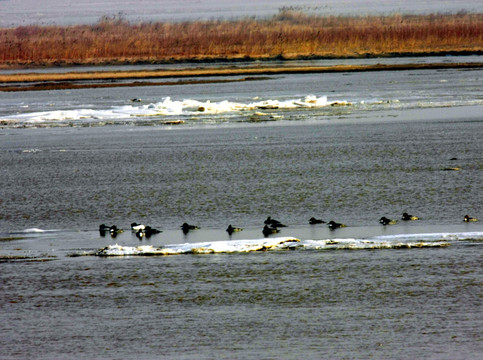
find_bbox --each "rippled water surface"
[1,64,482,359]
[1,243,481,360]
[1,114,482,231]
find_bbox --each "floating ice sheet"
[95,237,301,256]
[2,95,347,124]
[93,232,483,256]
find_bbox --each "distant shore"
[1,61,482,92]
[1,50,482,70]
[1,11,481,69]
[2,11,482,92]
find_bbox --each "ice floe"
[90,231,483,256]
[95,237,300,256]
[2,95,347,124]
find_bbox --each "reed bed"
[0,11,482,66]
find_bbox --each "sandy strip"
[0,77,270,92]
[1,62,481,91]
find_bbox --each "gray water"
[1,64,482,359]
[1,112,482,231]
[1,245,481,359]
[1,0,482,27]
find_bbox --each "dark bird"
[181,222,200,234]
[99,224,110,237]
[144,226,161,237]
[263,225,280,237]
[309,217,325,224]
[226,224,243,235]
[264,216,287,228]
[327,220,346,230]
[109,225,124,237]
[135,226,162,239]
[131,222,146,231]
[402,212,419,221]
[380,217,397,225]
[464,215,478,222]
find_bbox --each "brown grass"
[0,11,482,66]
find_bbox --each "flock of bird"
[99,213,478,240]
[99,223,162,239]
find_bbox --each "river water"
[1,59,482,359]
[1,0,482,27]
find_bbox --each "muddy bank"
[1,62,481,92]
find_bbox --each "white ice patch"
[371,231,483,242]
[2,95,346,123]
[96,237,300,256]
[22,228,47,233]
[301,238,451,250]
[132,95,340,116]
[300,231,483,250]
[94,231,483,256]
[19,228,60,233]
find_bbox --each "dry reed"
[0,11,482,66]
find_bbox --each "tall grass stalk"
[1,11,481,66]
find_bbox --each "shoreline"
[1,61,482,92]
[2,12,481,68]
[2,50,482,70]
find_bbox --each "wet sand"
[1,62,482,92]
